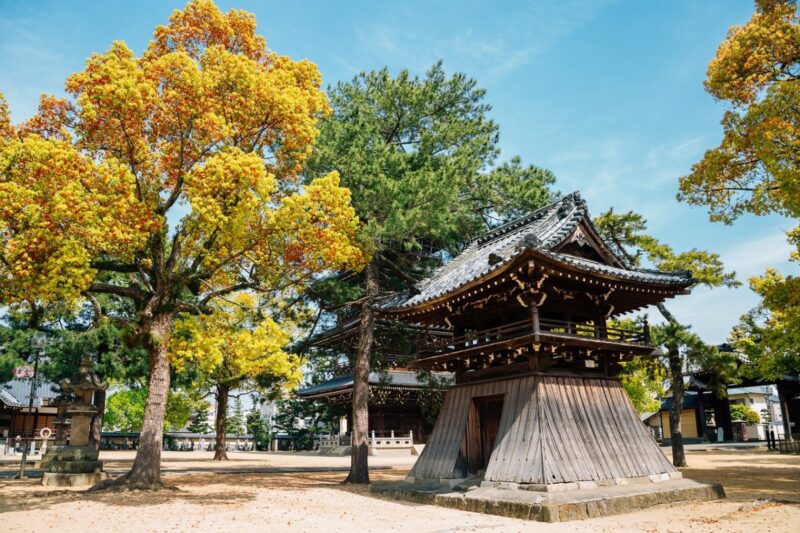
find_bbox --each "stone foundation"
[39,445,106,487]
[41,472,109,488]
[371,478,725,522]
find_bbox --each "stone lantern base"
[40,445,109,487]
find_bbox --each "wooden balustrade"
[418,316,647,358]
[317,430,415,450]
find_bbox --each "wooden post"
[531,303,540,342]
[409,430,414,443]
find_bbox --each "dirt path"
[1,449,797,532]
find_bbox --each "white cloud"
[647,231,798,343]
[352,0,616,78]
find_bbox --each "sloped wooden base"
[410,373,676,485]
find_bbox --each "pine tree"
[305,63,555,483]
[246,403,270,451]
[188,402,212,435]
[226,397,246,435]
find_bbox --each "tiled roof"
[660,392,700,410]
[387,192,692,310]
[298,369,450,397]
[0,379,60,408]
[728,385,775,396]
[0,388,20,408]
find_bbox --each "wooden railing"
[538,318,648,344]
[418,316,648,358]
[318,431,414,449]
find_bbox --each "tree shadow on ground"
[705,455,800,467]
[682,466,800,502]
[0,468,415,515]
[0,476,257,514]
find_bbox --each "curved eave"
[380,248,692,318]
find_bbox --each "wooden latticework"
[410,373,675,484]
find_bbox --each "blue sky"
[0,0,796,342]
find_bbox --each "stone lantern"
[41,357,109,487]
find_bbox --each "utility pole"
[16,334,46,480]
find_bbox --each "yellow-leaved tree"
[0,0,365,489]
[171,293,303,460]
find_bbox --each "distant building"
[298,369,450,444]
[644,382,788,443]
[1,379,60,454]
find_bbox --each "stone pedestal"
[40,446,109,486]
[40,357,108,488]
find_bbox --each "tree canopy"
[679,0,800,380]
[303,63,556,483]
[679,0,800,229]
[0,0,365,487]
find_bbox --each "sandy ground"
[0,448,798,532]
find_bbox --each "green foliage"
[226,396,246,435]
[415,370,454,426]
[0,296,147,386]
[273,396,334,450]
[0,325,29,382]
[103,388,196,432]
[730,403,761,425]
[651,323,732,380]
[732,270,800,379]
[618,355,665,415]
[594,209,739,289]
[188,401,212,434]
[246,400,270,450]
[677,0,800,384]
[307,62,555,255]
[304,62,555,375]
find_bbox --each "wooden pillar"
[595,313,608,339]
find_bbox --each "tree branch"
[88,283,147,301]
[90,260,139,273]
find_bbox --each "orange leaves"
[147,0,268,64]
[681,0,800,227]
[1,0,364,314]
[268,171,367,275]
[0,135,157,303]
[0,92,13,140]
[705,0,800,105]
[17,95,74,141]
[184,148,275,230]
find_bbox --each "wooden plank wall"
[409,379,509,480]
[412,373,675,484]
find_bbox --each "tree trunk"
[656,303,687,468]
[668,343,687,467]
[89,389,106,452]
[98,313,174,490]
[214,383,230,461]
[344,261,379,484]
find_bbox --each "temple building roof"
[1,379,59,409]
[384,192,692,311]
[298,369,450,399]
